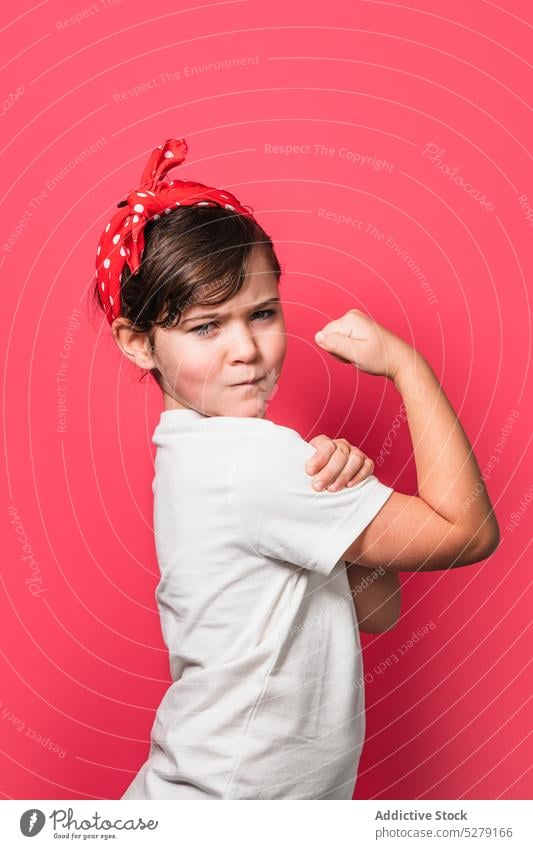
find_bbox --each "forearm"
[392,350,499,545]
[347,563,401,632]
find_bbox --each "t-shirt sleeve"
[228,424,395,577]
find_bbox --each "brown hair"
[91,206,282,389]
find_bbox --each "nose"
[226,324,260,363]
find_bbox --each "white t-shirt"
[121,408,394,800]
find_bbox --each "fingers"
[343,455,375,489]
[305,436,375,492]
[314,330,356,365]
[326,450,374,492]
[310,438,353,491]
[305,435,337,475]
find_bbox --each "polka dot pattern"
[96,137,256,325]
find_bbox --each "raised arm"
[314,310,500,573]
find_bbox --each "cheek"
[272,317,287,357]
[165,341,216,388]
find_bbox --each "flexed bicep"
[342,492,498,573]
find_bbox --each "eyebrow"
[180,297,281,325]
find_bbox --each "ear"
[111,318,157,371]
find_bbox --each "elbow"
[464,519,501,564]
[478,522,501,558]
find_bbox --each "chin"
[230,401,267,418]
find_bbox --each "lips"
[233,376,263,386]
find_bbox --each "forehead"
[245,244,278,279]
[181,246,280,318]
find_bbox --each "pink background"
[1,0,531,801]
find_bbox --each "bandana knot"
[96,137,257,324]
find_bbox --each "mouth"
[233,376,264,386]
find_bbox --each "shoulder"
[235,419,312,457]
[228,420,315,490]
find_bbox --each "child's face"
[150,245,286,418]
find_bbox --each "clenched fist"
[314,308,413,380]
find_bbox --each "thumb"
[315,330,355,364]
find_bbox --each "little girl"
[93,137,500,800]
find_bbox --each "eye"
[190,308,277,337]
[253,309,276,321]
[191,321,216,338]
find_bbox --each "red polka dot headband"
[95,137,257,325]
